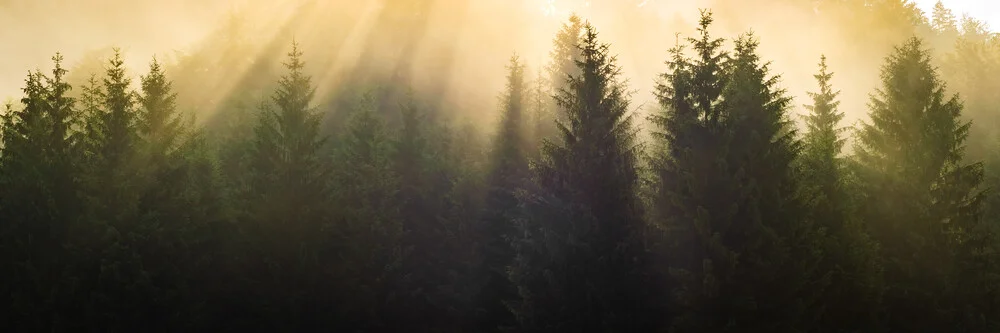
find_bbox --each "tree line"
[2,6,1000,333]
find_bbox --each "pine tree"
[800,55,882,331]
[477,54,530,331]
[508,22,658,332]
[527,69,548,159]
[0,60,81,331]
[242,40,331,329]
[853,36,995,332]
[930,1,958,36]
[332,91,405,331]
[651,11,825,332]
[94,48,140,173]
[138,56,183,163]
[75,48,169,330]
[131,56,224,330]
[391,93,474,331]
[534,14,584,147]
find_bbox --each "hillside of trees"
[2,1,1000,332]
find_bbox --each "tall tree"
[508,22,658,332]
[138,56,183,163]
[391,93,475,331]
[527,69,548,158]
[241,40,332,329]
[800,55,882,331]
[853,37,995,332]
[77,48,164,330]
[534,14,584,148]
[930,1,958,35]
[331,91,405,331]
[0,57,84,331]
[476,54,530,331]
[651,11,825,332]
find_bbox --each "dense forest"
[2,0,1000,332]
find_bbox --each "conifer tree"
[0,60,81,331]
[138,56,183,163]
[332,91,404,331]
[800,55,882,330]
[76,48,168,330]
[534,14,584,147]
[931,1,958,36]
[92,48,139,172]
[854,37,996,331]
[508,22,658,332]
[651,11,825,332]
[527,69,548,159]
[242,40,331,328]
[477,54,530,331]
[391,94,474,330]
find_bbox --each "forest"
[2,0,1000,332]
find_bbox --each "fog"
[6,1,1000,331]
[0,0,991,134]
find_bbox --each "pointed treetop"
[807,55,841,106]
[50,52,68,83]
[272,39,315,114]
[284,38,305,74]
[931,1,958,33]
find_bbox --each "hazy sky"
[914,0,1000,29]
[1,0,998,108]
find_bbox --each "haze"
[1,0,995,131]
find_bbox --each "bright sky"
[913,0,1000,32]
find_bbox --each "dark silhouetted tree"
[800,55,883,331]
[853,37,996,332]
[651,11,825,332]
[508,22,659,333]
[476,54,530,332]
[240,40,332,330]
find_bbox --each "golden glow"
[0,0,995,133]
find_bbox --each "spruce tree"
[930,1,958,36]
[651,11,825,332]
[508,22,658,332]
[477,54,530,331]
[77,48,167,330]
[854,37,995,332]
[392,94,474,331]
[0,61,80,331]
[138,56,183,163]
[800,55,882,331]
[332,91,404,331]
[527,69,548,159]
[534,14,584,147]
[242,40,331,329]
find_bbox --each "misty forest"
[4,0,1000,332]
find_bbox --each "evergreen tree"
[391,93,475,331]
[800,55,883,331]
[527,69,548,159]
[77,48,163,330]
[477,54,530,331]
[651,11,824,332]
[240,40,332,329]
[508,22,658,332]
[332,91,405,331]
[0,57,83,331]
[534,14,584,147]
[138,56,183,163]
[853,37,995,332]
[930,1,958,36]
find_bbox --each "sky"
[913,0,1000,30]
[1,0,999,121]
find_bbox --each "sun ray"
[313,0,384,100]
